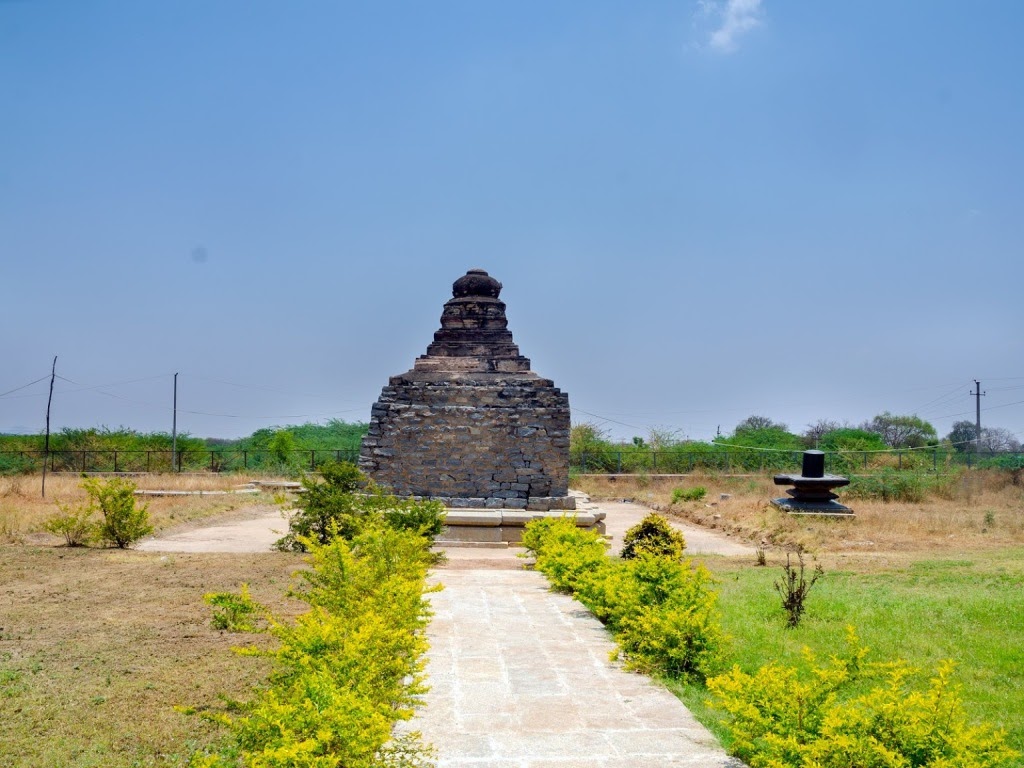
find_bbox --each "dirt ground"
[0,545,306,767]
[3,471,1022,766]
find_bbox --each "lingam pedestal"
[771,450,853,516]
[360,269,599,543]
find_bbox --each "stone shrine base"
[438,505,605,545]
[418,494,576,511]
[770,498,855,516]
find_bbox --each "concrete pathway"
[586,498,755,558]
[136,506,290,553]
[136,497,754,560]
[137,496,749,765]
[411,569,742,767]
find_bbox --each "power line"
[573,408,649,432]
[0,375,51,399]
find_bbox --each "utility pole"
[41,356,57,498]
[171,372,178,472]
[971,379,985,453]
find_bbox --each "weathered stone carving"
[359,269,574,512]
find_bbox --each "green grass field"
[671,547,1024,758]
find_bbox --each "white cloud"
[705,0,763,53]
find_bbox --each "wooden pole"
[41,356,57,498]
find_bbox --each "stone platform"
[438,506,605,545]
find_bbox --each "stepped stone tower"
[359,268,574,511]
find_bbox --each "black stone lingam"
[771,450,853,515]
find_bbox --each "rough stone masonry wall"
[360,378,573,510]
[359,268,574,511]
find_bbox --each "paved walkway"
[411,569,742,767]
[138,496,750,765]
[136,505,289,553]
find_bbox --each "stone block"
[444,510,502,527]
[501,510,541,526]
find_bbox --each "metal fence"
[570,448,1024,475]
[0,448,362,474]
[2,447,1022,476]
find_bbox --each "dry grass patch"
[0,474,288,545]
[573,470,1024,553]
[0,545,304,768]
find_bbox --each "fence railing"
[570,448,1024,475]
[2,447,1022,476]
[0,448,362,474]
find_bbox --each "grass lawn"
[671,547,1024,758]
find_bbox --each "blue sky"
[2,1,1022,443]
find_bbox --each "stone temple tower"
[359,268,575,511]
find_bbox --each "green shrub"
[708,628,1019,768]
[204,584,261,632]
[43,503,97,546]
[608,555,726,680]
[671,486,707,503]
[523,517,726,682]
[76,477,152,548]
[847,469,926,502]
[521,516,609,592]
[190,524,436,767]
[277,461,445,550]
[622,513,686,560]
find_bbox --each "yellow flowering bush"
[708,628,1019,768]
[188,524,438,767]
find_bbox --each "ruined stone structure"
[359,269,575,512]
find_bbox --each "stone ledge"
[440,508,605,544]
[444,509,596,527]
[427,495,576,511]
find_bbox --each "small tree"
[862,412,937,448]
[84,477,153,548]
[979,427,1021,453]
[268,429,297,466]
[947,420,978,452]
[735,415,788,433]
[803,419,841,448]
